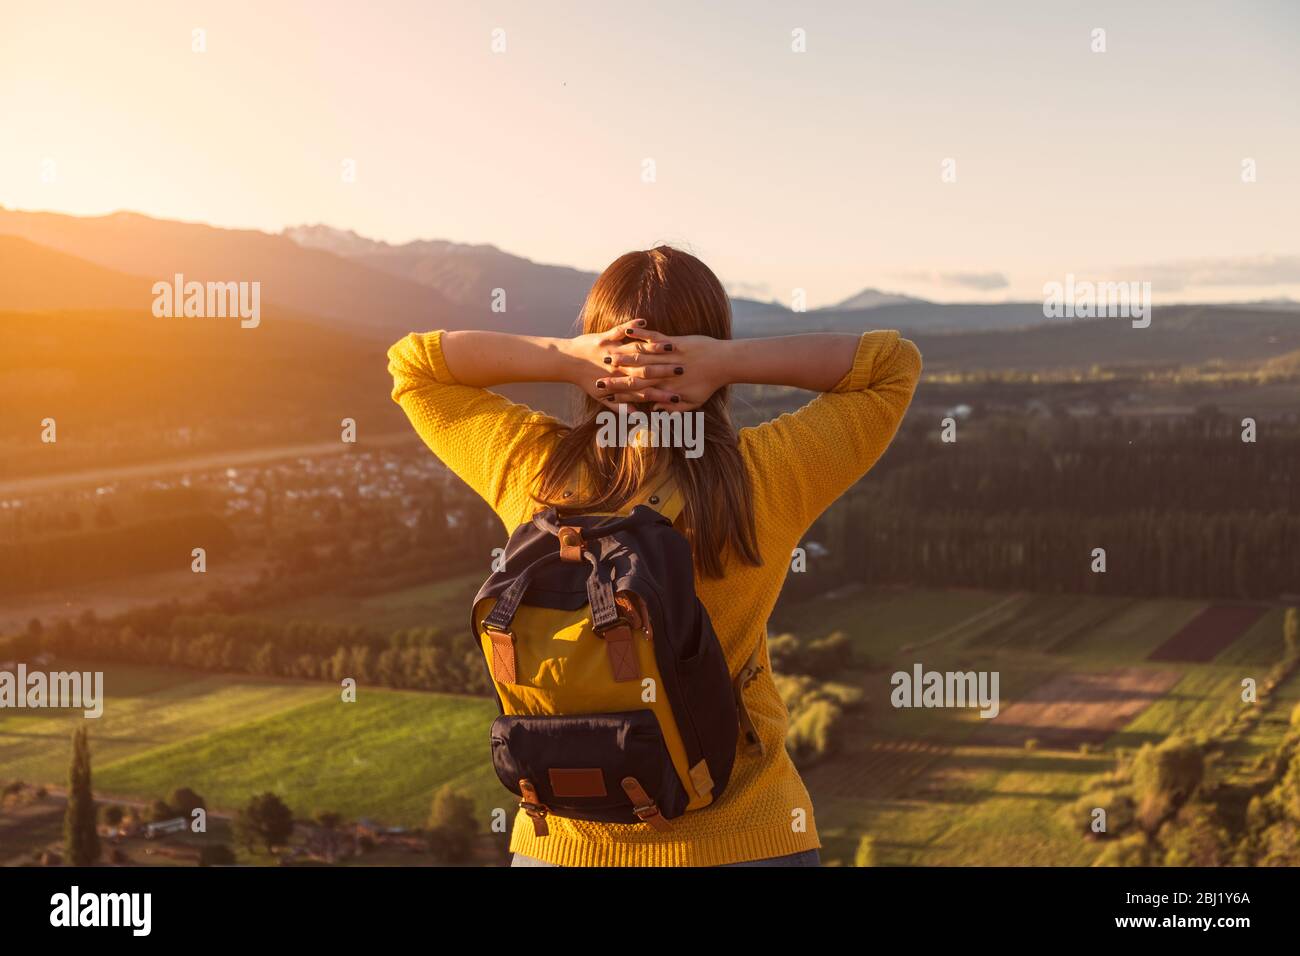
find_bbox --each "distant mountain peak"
[282,223,505,260]
[282,223,384,256]
[829,287,927,310]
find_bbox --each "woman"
[387,245,922,866]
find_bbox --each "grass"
[96,689,500,827]
[3,584,1289,867]
[251,572,484,634]
[0,662,328,783]
[770,586,1008,659]
[771,586,1283,865]
[0,660,501,854]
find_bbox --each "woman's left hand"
[597,331,731,411]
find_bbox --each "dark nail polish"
[671,395,680,404]
[637,320,647,327]
[664,344,673,352]
[603,356,612,364]
[674,367,683,375]
[596,381,605,389]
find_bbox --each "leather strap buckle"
[558,525,584,562]
[519,778,550,837]
[620,776,671,832]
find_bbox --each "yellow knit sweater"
[387,328,922,866]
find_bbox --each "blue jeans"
[510,848,820,867]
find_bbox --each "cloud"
[893,270,1009,291]
[1127,255,1300,292]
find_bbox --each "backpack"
[471,475,766,837]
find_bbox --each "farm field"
[250,571,484,635]
[2,586,1290,866]
[0,664,329,783]
[0,662,500,832]
[772,588,1289,865]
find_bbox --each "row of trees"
[817,504,1300,599]
[778,414,1300,600]
[16,611,492,696]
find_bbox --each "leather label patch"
[548,767,607,798]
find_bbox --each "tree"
[1159,802,1230,866]
[170,787,206,820]
[198,844,237,867]
[64,726,100,865]
[427,786,477,863]
[1094,832,1155,867]
[1132,737,1204,831]
[315,810,344,830]
[234,792,295,853]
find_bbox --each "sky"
[2,0,1298,306]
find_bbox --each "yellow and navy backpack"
[471,475,763,837]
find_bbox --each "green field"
[251,572,484,634]
[0,664,499,829]
[773,589,1290,865]
[2,585,1292,866]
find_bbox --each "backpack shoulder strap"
[619,472,685,524]
[553,460,685,524]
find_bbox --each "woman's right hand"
[571,320,736,410]
[567,319,682,404]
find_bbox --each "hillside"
[285,224,594,333]
[909,305,1300,373]
[0,208,466,340]
[0,235,153,312]
[736,300,1062,337]
[0,304,407,476]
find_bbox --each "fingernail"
[671,395,680,404]
[674,367,683,375]
[596,381,605,389]
[637,320,647,327]
[663,344,673,352]
[604,395,616,401]
[603,356,612,364]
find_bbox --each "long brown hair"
[532,245,761,577]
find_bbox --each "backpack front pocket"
[490,709,690,826]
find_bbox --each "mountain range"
[0,207,1100,341]
[3,207,1299,479]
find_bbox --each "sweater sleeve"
[387,330,564,531]
[739,330,922,536]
